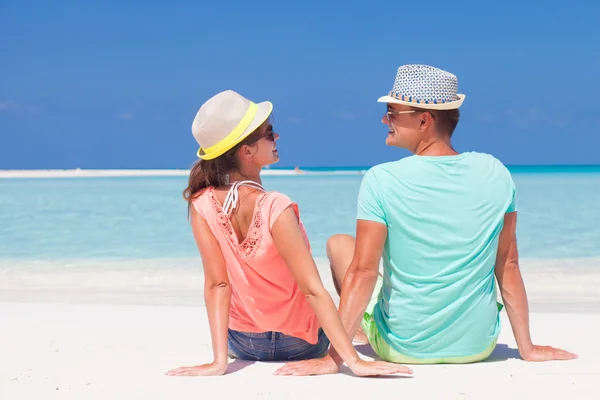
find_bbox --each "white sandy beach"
[1,259,599,399]
[1,304,598,400]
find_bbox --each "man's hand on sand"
[521,345,578,362]
[273,354,413,377]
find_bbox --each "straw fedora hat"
[377,64,465,110]
[192,90,273,160]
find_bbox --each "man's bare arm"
[495,212,577,361]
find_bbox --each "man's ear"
[420,111,434,130]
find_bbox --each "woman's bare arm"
[271,207,412,377]
[166,207,231,376]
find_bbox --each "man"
[276,64,577,375]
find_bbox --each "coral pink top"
[192,187,320,344]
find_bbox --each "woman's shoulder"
[261,191,296,210]
[190,187,215,215]
[260,191,301,228]
[191,186,212,199]
[263,190,292,201]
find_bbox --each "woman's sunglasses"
[258,125,275,142]
[260,131,275,141]
[247,127,275,145]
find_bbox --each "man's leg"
[326,234,369,344]
[326,234,355,295]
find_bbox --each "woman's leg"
[326,234,369,344]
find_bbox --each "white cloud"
[507,108,540,129]
[117,112,135,120]
[476,112,497,123]
[0,101,17,112]
[0,100,38,115]
[287,116,302,124]
[339,112,357,120]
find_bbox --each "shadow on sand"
[226,359,256,374]
[356,342,521,364]
[484,343,521,363]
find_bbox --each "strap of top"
[222,180,266,216]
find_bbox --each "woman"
[165,90,412,377]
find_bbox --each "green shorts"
[360,277,499,364]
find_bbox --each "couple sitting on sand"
[166,64,577,378]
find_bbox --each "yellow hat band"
[197,102,259,160]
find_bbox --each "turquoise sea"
[1,166,599,305]
[2,166,600,260]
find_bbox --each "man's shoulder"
[467,151,503,164]
[365,156,439,188]
[467,152,512,175]
[363,160,403,186]
[367,153,512,178]
[368,157,417,174]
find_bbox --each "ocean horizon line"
[1,164,600,179]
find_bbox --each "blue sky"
[1,0,599,169]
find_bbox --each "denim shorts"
[228,328,330,361]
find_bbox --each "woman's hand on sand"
[348,359,413,377]
[274,355,412,377]
[273,355,340,376]
[165,361,227,376]
[521,345,578,362]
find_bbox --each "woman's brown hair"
[183,120,269,208]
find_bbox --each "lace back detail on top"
[208,182,268,260]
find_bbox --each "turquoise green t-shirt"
[357,152,516,359]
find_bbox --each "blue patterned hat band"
[377,64,465,110]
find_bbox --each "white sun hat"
[192,90,273,160]
[377,64,465,110]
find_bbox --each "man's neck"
[414,136,458,156]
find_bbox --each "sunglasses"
[258,124,275,142]
[386,108,436,121]
[247,127,275,145]
[386,109,417,123]
[261,131,275,141]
